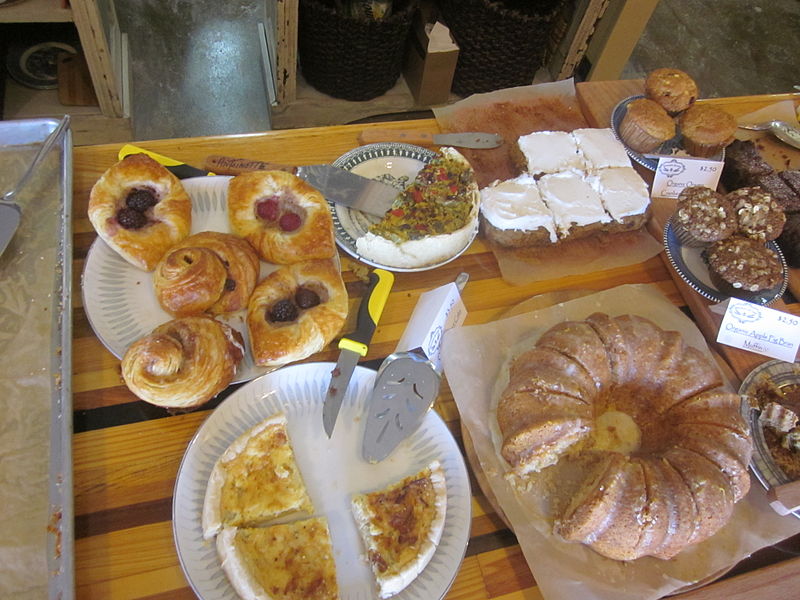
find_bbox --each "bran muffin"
[777,212,800,268]
[679,104,738,158]
[727,186,786,241]
[672,185,736,247]
[644,68,699,115]
[705,235,784,299]
[618,98,676,153]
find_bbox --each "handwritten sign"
[717,298,800,362]
[650,156,724,199]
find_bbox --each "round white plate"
[172,362,472,600]
[610,95,725,172]
[662,219,788,306]
[329,142,478,273]
[81,176,276,384]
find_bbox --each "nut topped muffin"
[672,185,736,247]
[728,186,786,241]
[679,104,738,158]
[645,68,699,115]
[618,98,676,153]
[705,235,784,298]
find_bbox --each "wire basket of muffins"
[664,184,789,305]
[611,68,738,171]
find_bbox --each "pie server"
[362,349,441,463]
[358,129,504,149]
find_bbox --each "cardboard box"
[403,14,458,106]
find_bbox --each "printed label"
[717,298,800,362]
[650,156,724,199]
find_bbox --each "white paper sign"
[717,298,800,361]
[650,156,724,199]
[396,282,467,371]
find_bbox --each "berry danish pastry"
[247,258,348,367]
[121,316,245,408]
[227,170,336,264]
[88,153,192,271]
[153,231,260,317]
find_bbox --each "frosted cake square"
[479,174,559,247]
[538,172,611,239]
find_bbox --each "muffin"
[619,98,676,153]
[777,212,800,268]
[672,185,736,247]
[727,186,786,241]
[679,104,738,158]
[705,235,784,299]
[644,68,699,115]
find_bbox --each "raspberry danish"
[227,170,336,264]
[88,153,192,271]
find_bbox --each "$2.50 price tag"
[651,156,723,199]
[717,298,800,362]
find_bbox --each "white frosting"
[587,167,651,221]
[538,172,611,236]
[479,174,558,242]
[517,131,583,175]
[572,127,633,170]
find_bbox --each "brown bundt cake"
[496,313,752,561]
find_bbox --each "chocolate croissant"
[153,231,260,317]
[121,316,245,408]
[88,153,192,271]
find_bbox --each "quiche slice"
[202,412,313,539]
[355,147,480,269]
[216,517,339,600]
[351,460,447,598]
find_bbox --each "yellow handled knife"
[118,144,215,178]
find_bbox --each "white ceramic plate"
[329,142,478,273]
[172,362,471,600]
[662,219,788,306]
[81,176,277,384]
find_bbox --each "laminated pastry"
[644,68,699,115]
[671,186,736,247]
[355,147,480,269]
[88,153,192,271]
[202,412,314,539]
[679,104,738,158]
[705,235,784,298]
[227,170,337,264]
[153,231,260,316]
[216,518,339,600]
[121,316,244,408]
[351,461,447,598]
[479,174,558,247]
[496,313,752,561]
[247,258,348,367]
[618,98,676,153]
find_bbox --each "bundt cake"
[496,313,752,561]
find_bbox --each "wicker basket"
[298,0,417,101]
[438,0,567,96]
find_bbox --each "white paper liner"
[442,284,800,600]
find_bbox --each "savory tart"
[351,460,447,598]
[216,517,339,600]
[355,147,480,269]
[202,412,313,539]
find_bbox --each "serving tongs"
[0,115,70,257]
[738,119,800,150]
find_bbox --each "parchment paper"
[735,100,800,170]
[442,284,800,600]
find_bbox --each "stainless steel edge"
[432,132,503,149]
[297,164,397,217]
[322,349,360,437]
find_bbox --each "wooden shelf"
[0,0,72,23]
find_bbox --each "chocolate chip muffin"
[705,235,784,299]
[727,186,786,241]
[644,68,699,115]
[672,185,736,247]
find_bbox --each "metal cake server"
[738,120,800,150]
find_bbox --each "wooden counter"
[71,80,800,599]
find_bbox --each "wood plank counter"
[71,81,800,599]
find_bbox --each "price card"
[717,298,800,362]
[650,156,724,199]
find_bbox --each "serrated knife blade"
[323,268,394,438]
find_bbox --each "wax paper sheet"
[442,284,800,600]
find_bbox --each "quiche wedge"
[202,412,313,539]
[351,460,447,598]
[355,147,480,269]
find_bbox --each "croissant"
[121,316,245,408]
[88,153,192,271]
[227,170,337,264]
[247,258,348,367]
[153,231,260,317]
